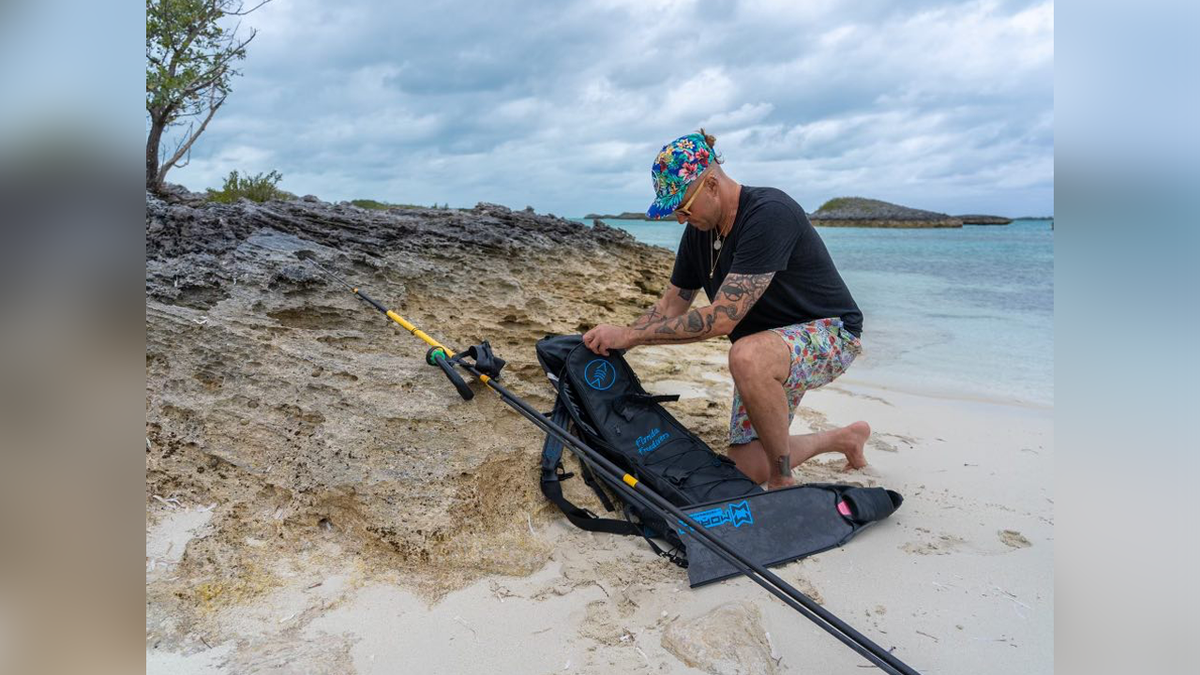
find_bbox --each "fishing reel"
[425,340,506,401]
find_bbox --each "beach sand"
[147,336,1053,674]
[146,196,1051,674]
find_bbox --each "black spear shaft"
[301,254,921,674]
[451,361,922,675]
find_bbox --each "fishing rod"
[300,253,922,675]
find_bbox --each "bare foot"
[839,421,871,470]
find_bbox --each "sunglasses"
[672,169,710,219]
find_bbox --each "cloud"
[162,0,1054,216]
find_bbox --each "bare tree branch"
[228,0,272,17]
[157,94,226,185]
[161,121,196,165]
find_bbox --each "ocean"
[573,217,1054,407]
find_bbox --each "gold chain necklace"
[709,224,728,279]
[707,186,740,280]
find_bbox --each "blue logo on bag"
[635,428,670,455]
[675,501,755,538]
[583,358,616,390]
[690,500,755,530]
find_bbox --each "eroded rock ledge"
[145,186,675,622]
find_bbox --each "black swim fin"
[679,483,903,587]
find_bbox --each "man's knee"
[728,331,789,384]
[727,338,757,381]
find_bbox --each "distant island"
[586,197,1025,228]
[955,214,1013,225]
[584,211,654,220]
[809,197,966,228]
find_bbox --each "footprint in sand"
[998,529,1032,549]
[869,437,899,453]
[869,432,919,453]
[901,531,966,556]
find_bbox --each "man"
[583,130,870,490]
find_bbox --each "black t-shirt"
[670,186,863,342]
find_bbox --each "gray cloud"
[165,0,1053,216]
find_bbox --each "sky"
[161,0,1054,217]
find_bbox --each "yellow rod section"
[382,307,491,385]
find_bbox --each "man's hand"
[582,324,633,355]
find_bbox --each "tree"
[145,0,273,193]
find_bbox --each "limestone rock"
[592,219,636,243]
[144,188,674,616]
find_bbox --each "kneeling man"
[584,129,869,490]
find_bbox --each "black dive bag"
[535,334,903,587]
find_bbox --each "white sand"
[147,348,1053,674]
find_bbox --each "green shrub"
[350,199,392,210]
[206,169,291,203]
[817,197,854,212]
[350,199,425,210]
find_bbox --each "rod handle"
[427,348,474,401]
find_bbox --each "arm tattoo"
[631,303,665,329]
[632,272,775,345]
[632,285,698,329]
[708,271,774,330]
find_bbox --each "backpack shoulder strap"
[540,397,640,536]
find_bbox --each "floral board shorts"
[728,318,862,446]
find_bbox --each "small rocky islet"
[808,196,1009,228]
[587,196,1012,228]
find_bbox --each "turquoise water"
[573,217,1054,406]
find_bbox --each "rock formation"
[956,214,1012,225]
[584,211,655,220]
[809,197,963,228]
[145,186,690,636]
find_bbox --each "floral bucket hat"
[646,132,715,219]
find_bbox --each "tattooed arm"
[631,283,699,329]
[583,274,772,354]
[584,283,702,355]
[629,272,775,346]
[583,272,775,354]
